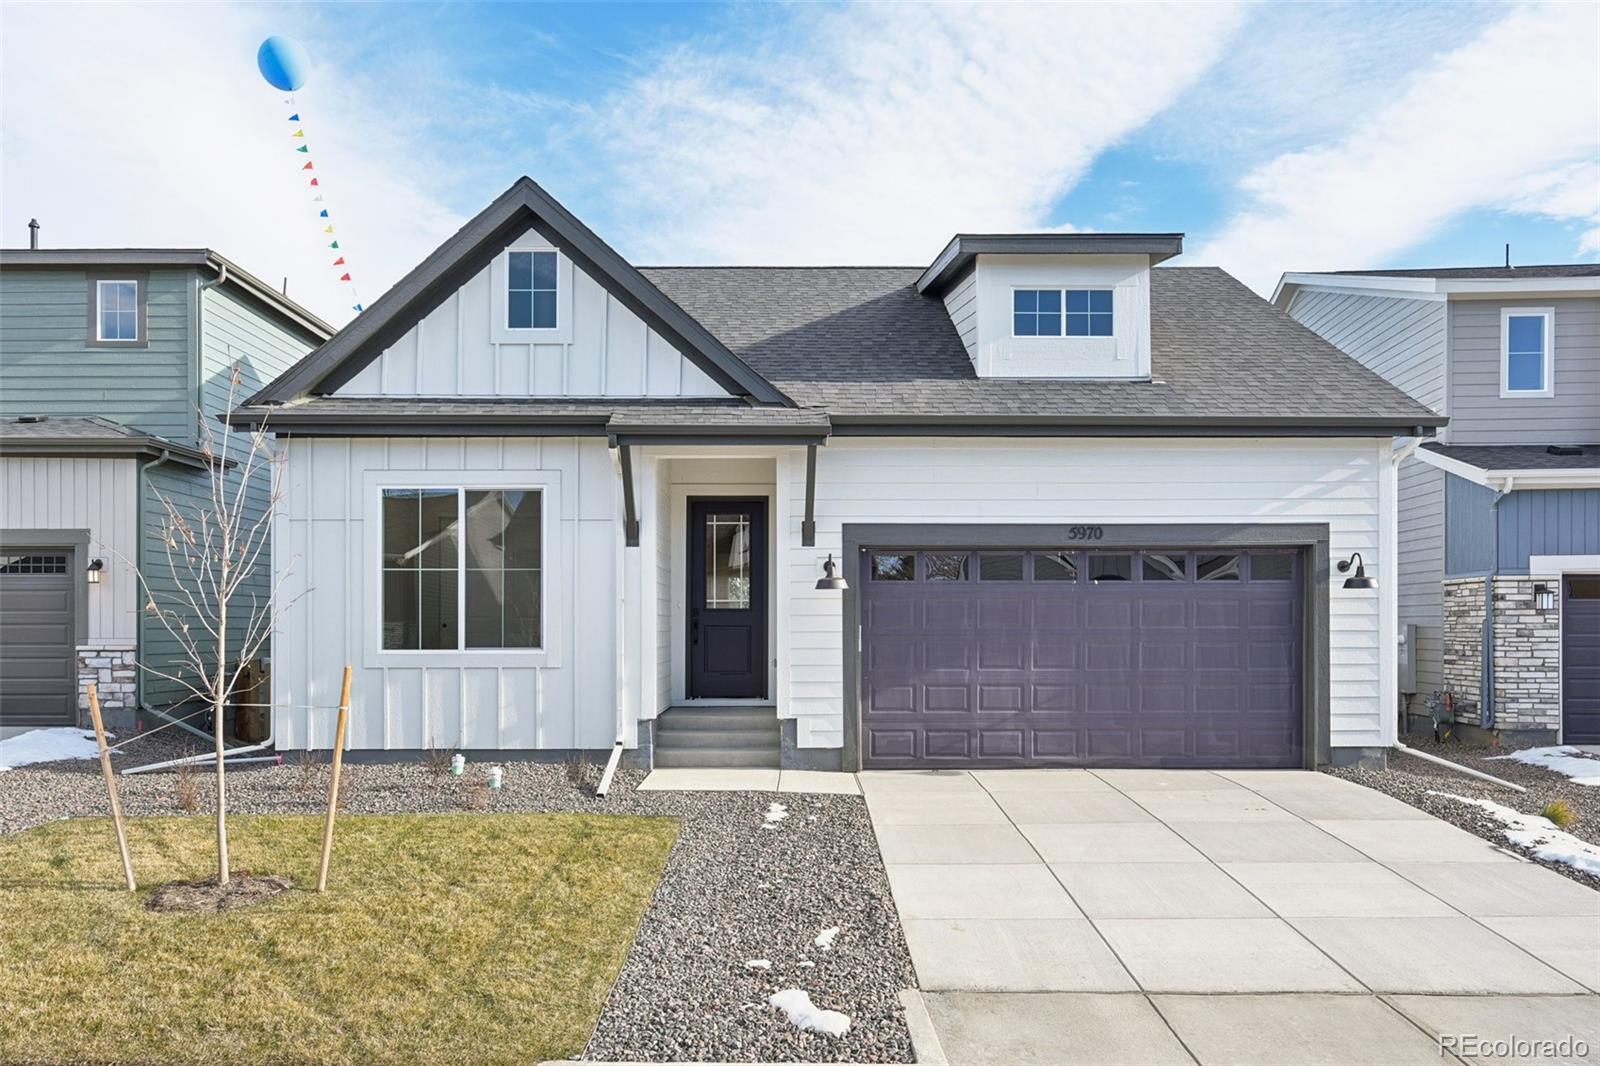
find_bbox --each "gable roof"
[247,177,792,407]
[0,248,333,341]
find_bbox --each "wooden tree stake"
[87,684,136,892]
[316,666,354,893]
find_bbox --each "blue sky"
[4,1,1596,323]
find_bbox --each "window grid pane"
[1065,289,1113,337]
[507,251,558,329]
[705,513,751,609]
[381,489,460,650]
[97,281,138,340]
[1013,289,1063,336]
[1506,315,1546,391]
[465,489,542,648]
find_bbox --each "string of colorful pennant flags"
[286,103,364,314]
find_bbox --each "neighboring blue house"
[1277,265,1600,745]
[0,242,330,734]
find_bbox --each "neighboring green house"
[0,247,330,734]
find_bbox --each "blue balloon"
[257,36,309,92]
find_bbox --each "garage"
[858,544,1308,769]
[0,552,77,727]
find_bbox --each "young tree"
[132,366,294,884]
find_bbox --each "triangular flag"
[333,257,345,266]
[288,113,300,121]
[324,225,334,234]
[353,304,364,312]
[313,195,324,202]
[296,145,309,153]
[330,240,339,248]
[319,209,329,218]
[302,161,314,170]
[310,178,319,186]
[340,273,352,282]
[293,129,305,138]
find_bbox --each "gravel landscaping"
[1326,737,1600,891]
[0,733,916,1064]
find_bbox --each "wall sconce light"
[815,553,848,591]
[85,558,103,584]
[1336,552,1376,590]
[1534,583,1556,610]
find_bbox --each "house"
[0,245,331,735]
[229,176,1442,771]
[1276,265,1600,746]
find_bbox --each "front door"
[688,499,767,699]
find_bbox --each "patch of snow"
[0,727,105,772]
[814,926,840,951]
[797,959,814,968]
[769,989,850,1038]
[762,802,788,828]
[1486,746,1600,786]
[744,959,772,970]
[1428,790,1600,876]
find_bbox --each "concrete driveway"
[864,768,1600,1065]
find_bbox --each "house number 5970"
[1067,525,1104,541]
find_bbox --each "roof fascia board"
[829,418,1441,438]
[919,233,1185,295]
[1273,271,1600,308]
[0,436,211,469]
[1412,446,1493,487]
[1440,279,1600,298]
[254,178,791,407]
[1486,469,1600,490]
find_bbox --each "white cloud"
[585,1,1247,265]
[1195,2,1600,292]
[0,2,462,326]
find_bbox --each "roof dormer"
[918,233,1182,380]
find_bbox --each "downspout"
[134,450,169,717]
[1388,436,1423,742]
[1482,475,1512,731]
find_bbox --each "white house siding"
[782,438,1395,753]
[0,456,139,643]
[1397,457,1444,708]
[1287,288,1447,419]
[942,269,978,364]
[334,235,728,399]
[271,435,620,752]
[1448,297,1600,445]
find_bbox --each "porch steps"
[654,706,780,769]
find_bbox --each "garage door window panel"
[924,552,971,581]
[1090,554,1133,583]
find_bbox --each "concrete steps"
[654,705,780,769]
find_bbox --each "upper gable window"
[507,250,558,330]
[95,279,140,342]
[1012,288,1113,338]
[1501,308,1553,397]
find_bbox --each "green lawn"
[0,811,678,1065]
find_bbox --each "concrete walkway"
[864,768,1600,1065]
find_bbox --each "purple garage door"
[1564,576,1600,745]
[861,548,1304,769]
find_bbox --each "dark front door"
[1564,576,1600,744]
[688,500,767,699]
[861,547,1304,769]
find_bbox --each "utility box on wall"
[1398,622,1418,696]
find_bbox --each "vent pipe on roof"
[27,218,39,249]
[1505,243,1511,269]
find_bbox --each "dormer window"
[507,250,558,330]
[1012,288,1113,338]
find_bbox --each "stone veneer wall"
[1441,578,1485,725]
[1439,576,1561,735]
[77,643,137,730]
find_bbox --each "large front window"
[381,488,542,650]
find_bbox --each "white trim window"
[1501,307,1554,398]
[506,250,558,330]
[380,487,543,651]
[1012,287,1113,338]
[96,279,139,341]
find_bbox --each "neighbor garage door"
[1563,575,1600,745]
[0,552,77,727]
[861,548,1303,769]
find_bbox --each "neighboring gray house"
[228,176,1443,773]
[1277,266,1600,745]
[0,246,330,734]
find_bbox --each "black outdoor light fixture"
[1337,552,1376,590]
[1534,583,1556,610]
[815,553,848,591]
[85,558,103,584]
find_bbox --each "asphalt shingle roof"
[1423,443,1600,472]
[0,415,151,441]
[639,265,1441,425]
[1329,264,1600,280]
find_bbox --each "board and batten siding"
[1287,287,1447,416]
[942,269,978,364]
[335,235,729,399]
[1397,458,1444,702]
[781,438,1395,752]
[271,436,620,752]
[0,268,195,440]
[1444,480,1600,576]
[1448,297,1600,445]
[0,456,139,643]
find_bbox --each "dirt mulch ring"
[1326,735,1600,891]
[146,872,294,912]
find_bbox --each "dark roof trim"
[0,434,212,469]
[249,177,792,407]
[918,233,1185,296]
[0,248,333,341]
[830,414,1441,438]
[226,407,831,445]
